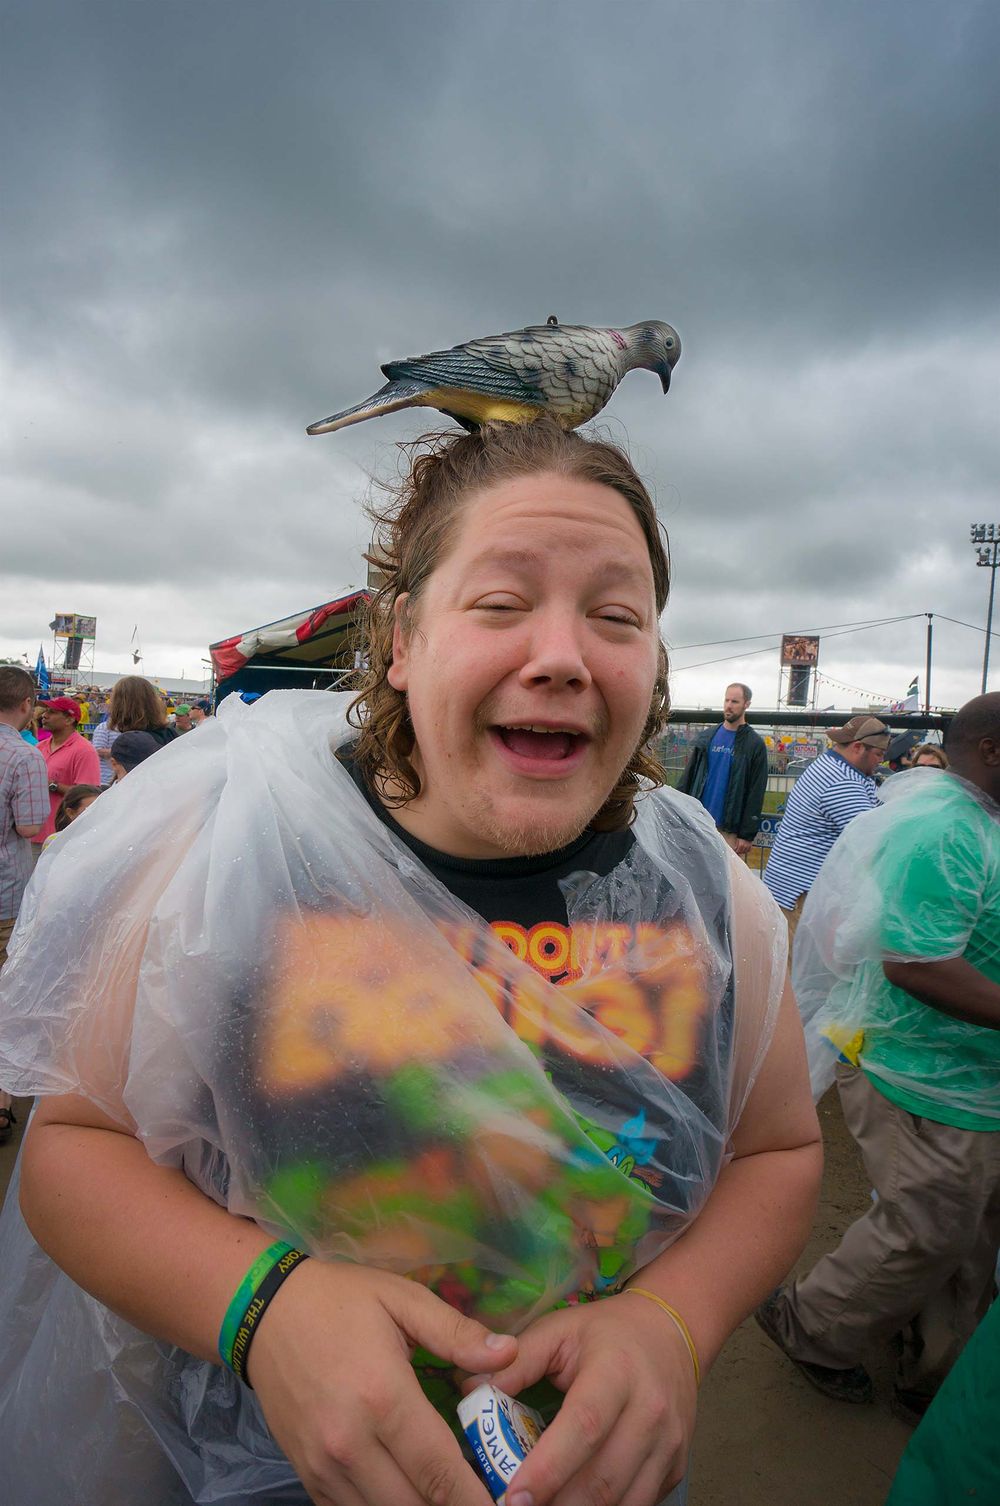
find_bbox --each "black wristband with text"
[227,1246,310,1385]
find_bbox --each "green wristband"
[219,1240,302,1374]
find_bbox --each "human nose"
[517,608,592,692]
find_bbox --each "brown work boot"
[754,1289,874,1404]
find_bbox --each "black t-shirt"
[344,748,635,933]
[338,749,732,1204]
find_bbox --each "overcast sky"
[2,0,998,710]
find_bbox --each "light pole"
[971,523,1000,694]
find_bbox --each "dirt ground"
[0,1089,909,1505]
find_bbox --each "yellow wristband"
[623,1286,701,1387]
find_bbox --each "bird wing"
[465,325,625,406]
[381,344,546,405]
[380,324,628,421]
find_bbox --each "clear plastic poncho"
[793,767,1000,1119]
[0,691,785,1505]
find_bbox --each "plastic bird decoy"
[307,316,681,435]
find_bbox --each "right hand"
[246,1260,517,1506]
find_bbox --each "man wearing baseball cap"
[34,698,101,848]
[763,715,889,945]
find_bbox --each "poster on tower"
[50,614,97,639]
[779,634,820,667]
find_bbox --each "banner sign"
[753,814,783,849]
[780,634,820,667]
[50,613,97,639]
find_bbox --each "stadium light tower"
[970,523,1000,693]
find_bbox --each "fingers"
[309,1472,370,1506]
[483,1310,571,1397]
[545,1397,683,1506]
[504,1367,626,1504]
[332,1438,438,1506]
[617,1445,688,1506]
[375,1372,495,1506]
[395,1279,518,1376]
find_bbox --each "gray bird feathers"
[306,318,681,436]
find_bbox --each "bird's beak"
[659,368,671,394]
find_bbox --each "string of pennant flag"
[812,671,947,711]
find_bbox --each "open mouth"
[490,723,589,773]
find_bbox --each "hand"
[733,838,753,858]
[246,1261,517,1506]
[472,1293,698,1506]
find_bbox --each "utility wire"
[934,613,1000,640]
[667,613,925,652]
[671,615,921,674]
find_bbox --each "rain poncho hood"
[0,691,785,1504]
[794,767,1000,1123]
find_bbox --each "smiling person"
[0,419,821,1506]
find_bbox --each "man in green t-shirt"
[757,693,1000,1420]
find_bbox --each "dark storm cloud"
[1,0,998,703]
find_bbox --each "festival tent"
[210,589,370,704]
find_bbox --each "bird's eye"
[665,339,674,348]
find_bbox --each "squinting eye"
[598,612,641,628]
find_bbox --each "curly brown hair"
[107,675,168,732]
[348,419,671,832]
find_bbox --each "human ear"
[386,594,411,693]
[980,737,1000,768]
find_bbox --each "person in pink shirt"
[34,698,101,846]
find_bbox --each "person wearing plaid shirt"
[0,666,49,1142]
[0,666,48,951]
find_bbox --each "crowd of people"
[0,669,214,1150]
[0,420,995,1505]
[677,683,997,1496]
[0,669,212,943]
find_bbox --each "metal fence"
[656,709,951,876]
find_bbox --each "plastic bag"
[0,690,784,1503]
[793,768,1000,1117]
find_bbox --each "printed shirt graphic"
[344,752,727,1202]
[700,724,737,827]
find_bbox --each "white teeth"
[502,724,578,734]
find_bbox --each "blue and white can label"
[457,1384,546,1500]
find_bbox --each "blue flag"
[35,645,50,698]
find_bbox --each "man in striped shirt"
[764,716,889,944]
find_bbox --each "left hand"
[733,837,753,858]
[468,1293,698,1506]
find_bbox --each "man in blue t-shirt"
[678,684,769,857]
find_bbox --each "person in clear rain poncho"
[0,419,821,1506]
[757,693,1000,1424]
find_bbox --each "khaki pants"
[770,1065,1000,1394]
[777,891,807,963]
[778,894,806,958]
